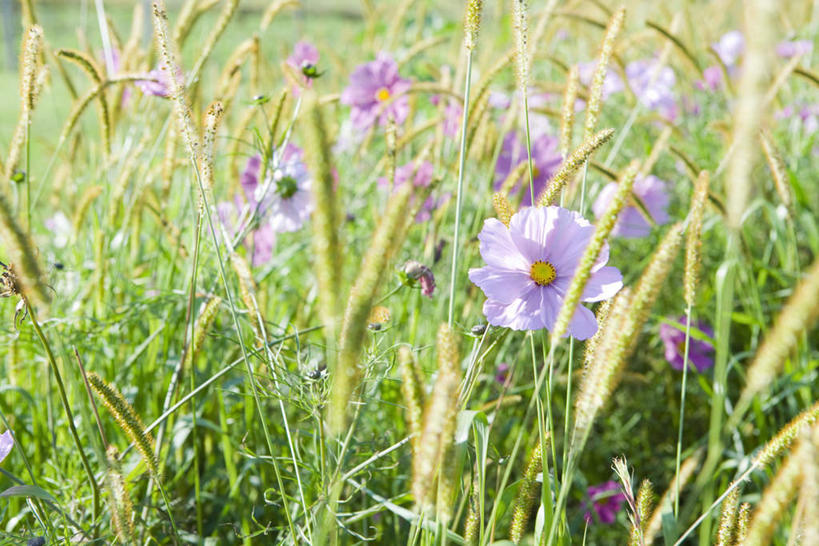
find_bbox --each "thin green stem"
[447,50,474,327]
[673,304,693,517]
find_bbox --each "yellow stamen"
[530,260,556,286]
[376,87,391,102]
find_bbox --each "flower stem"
[447,50,473,327]
[673,304,693,517]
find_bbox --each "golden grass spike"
[5,25,43,183]
[184,297,222,370]
[261,0,299,31]
[399,347,425,455]
[463,0,483,51]
[0,194,50,308]
[724,0,776,229]
[559,65,580,159]
[510,441,544,544]
[56,48,111,155]
[550,160,638,343]
[683,171,709,307]
[301,91,343,373]
[753,400,819,468]
[106,446,136,544]
[734,257,819,423]
[744,429,809,546]
[173,0,220,48]
[200,101,224,213]
[188,0,239,83]
[536,128,614,206]
[630,479,654,546]
[583,7,625,141]
[714,487,739,546]
[759,131,793,215]
[492,192,514,227]
[434,324,462,524]
[87,372,159,479]
[330,182,416,435]
[512,0,530,92]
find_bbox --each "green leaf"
[0,485,56,503]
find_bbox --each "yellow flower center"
[376,87,391,102]
[530,260,556,286]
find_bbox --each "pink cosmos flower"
[659,318,715,372]
[136,67,173,97]
[776,39,813,58]
[340,53,411,131]
[287,41,320,94]
[625,58,678,121]
[468,206,623,340]
[379,160,449,222]
[0,430,13,464]
[592,175,670,239]
[494,131,563,206]
[584,481,626,524]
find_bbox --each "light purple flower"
[712,30,745,67]
[0,430,13,464]
[584,481,626,525]
[776,39,813,58]
[340,53,411,131]
[697,65,724,91]
[592,175,670,239]
[217,193,277,267]
[625,59,678,121]
[287,41,320,93]
[136,67,172,98]
[468,206,623,339]
[430,95,462,138]
[494,132,562,206]
[380,160,448,223]
[659,318,715,372]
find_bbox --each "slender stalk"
[24,298,101,524]
[447,51,474,327]
[673,305,693,517]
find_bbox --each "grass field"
[0,0,817,544]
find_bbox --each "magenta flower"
[340,53,411,131]
[379,160,448,222]
[495,363,510,384]
[592,175,670,239]
[494,132,562,206]
[584,481,626,525]
[0,430,13,464]
[659,318,715,372]
[287,41,320,93]
[468,206,623,339]
[776,39,813,58]
[403,260,435,298]
[136,67,173,98]
[698,31,745,91]
[625,59,678,121]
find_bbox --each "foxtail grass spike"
[0,194,50,308]
[797,425,819,545]
[510,441,544,544]
[56,48,110,154]
[551,159,638,344]
[735,502,751,543]
[398,346,425,456]
[759,131,793,215]
[645,450,702,544]
[684,171,709,307]
[88,372,159,479]
[184,297,222,370]
[463,0,483,51]
[714,487,739,546]
[536,128,615,207]
[559,65,580,159]
[629,479,654,546]
[5,24,43,183]
[200,101,224,214]
[734,257,819,424]
[583,7,625,141]
[754,400,819,468]
[106,446,136,544]
[492,192,514,227]
[188,0,239,82]
[512,0,530,92]
[435,324,463,524]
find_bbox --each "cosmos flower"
[0,430,13,464]
[659,318,715,372]
[776,39,813,58]
[403,260,435,298]
[379,160,449,222]
[592,175,670,239]
[697,31,745,91]
[584,481,626,525]
[136,67,173,98]
[217,194,277,267]
[625,58,678,121]
[340,53,411,131]
[494,131,562,206]
[287,41,320,93]
[468,206,623,339]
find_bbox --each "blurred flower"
[44,212,72,248]
[495,362,510,384]
[776,39,813,58]
[697,30,744,91]
[777,103,819,134]
[341,53,411,131]
[584,481,626,524]
[660,318,715,372]
[625,58,678,121]
[430,95,462,138]
[0,430,13,464]
[136,67,173,98]
[494,131,562,206]
[379,160,449,222]
[287,41,320,93]
[592,175,670,239]
[469,206,622,339]
[403,260,435,298]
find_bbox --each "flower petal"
[469,266,533,304]
[567,304,598,340]
[477,218,529,271]
[582,266,623,302]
